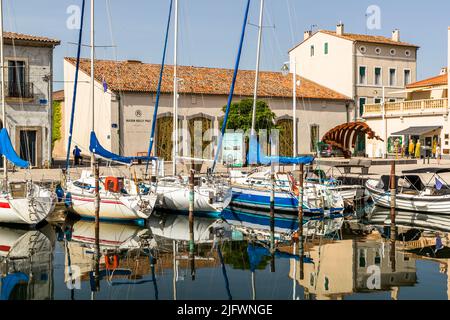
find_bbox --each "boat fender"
[288,174,300,197]
[55,184,64,202]
[105,255,119,270]
[64,192,73,208]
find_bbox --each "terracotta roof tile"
[320,30,419,48]
[53,90,64,101]
[406,73,448,88]
[64,58,351,101]
[4,31,60,46]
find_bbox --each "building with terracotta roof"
[0,31,60,168]
[363,28,450,158]
[62,57,352,161]
[289,23,419,155]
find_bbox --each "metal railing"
[364,98,449,117]
[4,81,34,99]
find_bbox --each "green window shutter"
[359,66,366,77]
[375,67,381,75]
[324,42,328,54]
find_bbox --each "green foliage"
[52,101,62,149]
[221,99,277,132]
[221,241,270,270]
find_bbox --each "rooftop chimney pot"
[392,29,400,42]
[336,23,344,36]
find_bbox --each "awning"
[391,126,442,136]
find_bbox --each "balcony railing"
[363,98,449,118]
[5,82,34,99]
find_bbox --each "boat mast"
[90,0,95,171]
[172,0,179,176]
[250,0,264,138]
[0,0,7,184]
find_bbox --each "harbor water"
[1,205,450,300]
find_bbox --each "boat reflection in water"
[0,225,54,300]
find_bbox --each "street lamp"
[281,58,300,170]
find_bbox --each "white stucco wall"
[64,60,112,156]
[289,33,354,98]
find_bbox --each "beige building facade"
[363,28,450,158]
[62,58,351,163]
[289,23,419,155]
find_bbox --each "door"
[20,130,37,167]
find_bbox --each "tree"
[221,98,277,132]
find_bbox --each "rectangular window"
[389,68,397,86]
[359,66,366,84]
[8,60,26,98]
[359,97,367,117]
[310,125,319,152]
[324,42,328,55]
[389,98,396,103]
[374,67,382,86]
[374,98,382,104]
[310,45,315,57]
[404,69,411,86]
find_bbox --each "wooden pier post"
[389,160,397,272]
[189,167,196,280]
[94,160,100,291]
[298,163,305,280]
[269,163,275,271]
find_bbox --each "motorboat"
[366,167,450,214]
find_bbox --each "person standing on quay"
[408,139,415,159]
[436,144,442,165]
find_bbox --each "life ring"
[105,255,119,270]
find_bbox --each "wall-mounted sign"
[40,99,48,105]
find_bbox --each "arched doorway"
[188,116,213,159]
[276,118,293,157]
[155,116,182,161]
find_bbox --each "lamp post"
[282,58,299,170]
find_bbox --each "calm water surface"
[1,208,450,300]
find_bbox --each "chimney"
[303,30,312,41]
[440,67,448,75]
[336,22,344,35]
[392,29,400,42]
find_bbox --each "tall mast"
[250,0,264,137]
[90,0,95,171]
[172,0,179,176]
[0,0,6,182]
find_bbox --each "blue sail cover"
[248,134,314,166]
[0,129,29,168]
[89,131,156,165]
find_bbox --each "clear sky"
[4,0,450,91]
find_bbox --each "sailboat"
[0,0,55,225]
[153,0,232,217]
[228,0,344,221]
[64,0,157,223]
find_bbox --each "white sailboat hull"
[0,185,55,225]
[155,182,232,216]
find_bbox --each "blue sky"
[4,0,450,90]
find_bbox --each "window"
[310,45,315,57]
[374,98,382,104]
[405,49,411,57]
[389,68,397,86]
[324,42,328,55]
[390,48,396,56]
[310,125,319,152]
[358,249,366,268]
[374,67,382,86]
[359,46,367,53]
[359,66,367,84]
[388,98,396,103]
[359,97,367,117]
[375,47,381,55]
[404,69,411,86]
[8,60,26,98]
